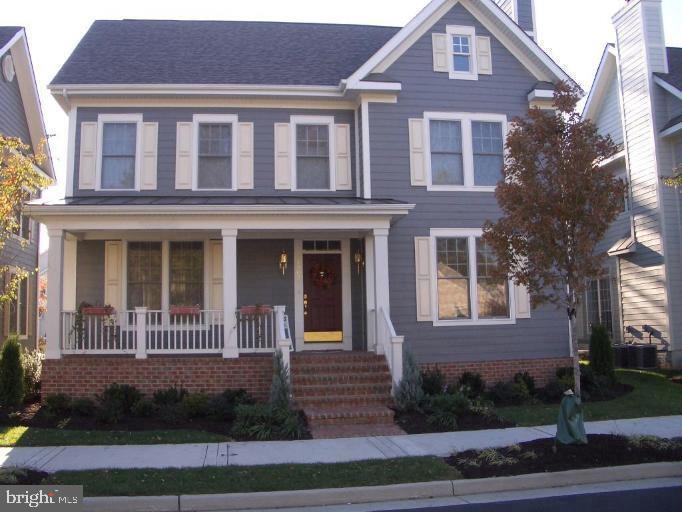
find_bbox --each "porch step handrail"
[377,307,404,389]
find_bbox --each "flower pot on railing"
[80,306,116,316]
[239,305,273,315]
[169,305,202,316]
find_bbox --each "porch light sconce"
[279,250,288,276]
[354,249,365,275]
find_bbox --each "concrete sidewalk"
[1,415,681,472]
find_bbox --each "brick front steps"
[292,351,405,438]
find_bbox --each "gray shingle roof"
[51,20,400,86]
[655,47,682,92]
[0,26,22,50]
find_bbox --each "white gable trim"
[346,0,573,87]
[583,45,618,121]
[0,30,23,57]
[653,75,682,101]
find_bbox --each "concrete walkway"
[1,415,681,472]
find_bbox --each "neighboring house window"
[8,276,28,337]
[431,228,513,325]
[97,114,142,191]
[425,112,507,191]
[617,174,630,213]
[446,25,477,80]
[586,278,613,338]
[127,242,162,310]
[430,120,464,185]
[291,116,335,191]
[169,242,204,307]
[12,211,31,240]
[194,115,237,190]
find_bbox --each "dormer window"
[452,35,472,73]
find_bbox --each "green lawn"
[0,426,228,447]
[497,369,682,427]
[47,457,460,497]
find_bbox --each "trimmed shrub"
[455,372,486,399]
[131,399,156,418]
[44,393,72,416]
[270,349,291,410]
[513,372,536,396]
[208,389,256,421]
[538,379,567,402]
[97,383,141,414]
[589,324,615,382]
[421,366,446,396]
[0,336,25,407]
[425,392,471,430]
[158,405,182,425]
[71,398,96,417]
[21,348,43,397]
[152,386,187,406]
[180,393,210,418]
[231,403,304,441]
[395,349,424,412]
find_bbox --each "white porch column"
[45,229,64,359]
[222,228,239,358]
[364,235,377,352]
[62,234,77,311]
[373,228,391,355]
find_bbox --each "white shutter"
[334,124,352,190]
[432,33,449,73]
[175,122,193,189]
[515,284,531,319]
[140,122,158,190]
[409,119,427,186]
[237,122,254,190]
[274,123,292,190]
[104,241,123,311]
[78,122,98,190]
[476,36,493,75]
[414,237,433,322]
[209,240,223,310]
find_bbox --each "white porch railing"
[377,307,404,389]
[61,310,137,354]
[145,310,225,354]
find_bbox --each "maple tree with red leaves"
[483,82,624,398]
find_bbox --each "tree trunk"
[568,308,581,398]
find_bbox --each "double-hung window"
[452,35,472,73]
[169,241,204,308]
[12,211,30,241]
[127,242,162,310]
[8,275,28,337]
[292,116,335,191]
[98,114,142,190]
[193,115,237,191]
[425,113,507,191]
[586,278,613,338]
[446,25,477,80]
[431,229,513,325]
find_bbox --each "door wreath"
[309,263,336,289]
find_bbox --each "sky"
[4,0,682,249]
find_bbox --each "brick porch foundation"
[41,355,273,400]
[420,357,574,387]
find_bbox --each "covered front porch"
[29,198,412,388]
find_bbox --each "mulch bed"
[394,410,513,435]
[1,469,50,485]
[447,434,682,478]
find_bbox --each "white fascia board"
[582,45,617,120]
[0,29,24,57]
[653,75,682,101]
[598,149,626,168]
[527,89,554,101]
[346,81,402,92]
[660,122,682,139]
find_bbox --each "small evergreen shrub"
[513,372,536,396]
[44,393,72,416]
[455,372,486,399]
[21,348,43,397]
[231,403,304,441]
[487,379,532,406]
[589,324,615,382]
[0,336,25,407]
[158,405,182,425]
[425,392,471,430]
[97,383,141,415]
[131,398,156,418]
[538,379,567,402]
[152,386,188,406]
[421,366,446,396]
[71,398,96,416]
[395,349,424,412]
[180,393,210,418]
[270,349,291,410]
[208,389,255,421]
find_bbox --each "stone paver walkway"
[1,415,680,472]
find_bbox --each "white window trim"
[96,113,144,192]
[290,115,337,192]
[424,112,507,192]
[446,25,478,81]
[429,228,516,327]
[6,270,29,339]
[616,170,630,214]
[192,114,239,192]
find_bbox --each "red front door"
[303,253,343,343]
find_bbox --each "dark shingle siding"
[51,20,399,86]
[0,27,22,50]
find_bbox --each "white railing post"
[135,307,148,359]
[46,229,64,359]
[391,335,404,389]
[274,305,292,377]
[222,229,239,358]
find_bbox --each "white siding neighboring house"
[582,0,682,367]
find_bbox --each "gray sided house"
[29,0,574,433]
[581,0,682,367]
[0,27,54,349]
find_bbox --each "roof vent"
[2,54,15,82]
